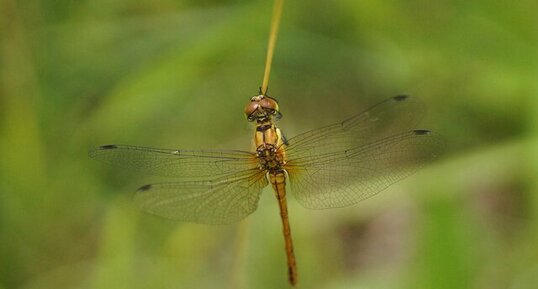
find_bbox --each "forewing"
[89,145,257,178]
[284,95,425,160]
[286,130,441,209]
[133,169,269,224]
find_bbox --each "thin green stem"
[260,0,284,95]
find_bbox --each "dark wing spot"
[138,184,152,191]
[413,129,431,135]
[100,144,118,149]
[393,95,409,101]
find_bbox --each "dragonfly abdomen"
[269,171,298,286]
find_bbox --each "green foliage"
[1,0,537,288]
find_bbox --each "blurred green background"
[2,0,538,288]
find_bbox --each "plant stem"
[260,0,284,95]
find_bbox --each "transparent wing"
[133,169,269,224]
[89,145,258,178]
[286,130,440,208]
[284,95,425,159]
[284,95,440,209]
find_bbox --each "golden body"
[250,100,298,286]
[91,94,439,287]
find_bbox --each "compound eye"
[244,101,259,121]
[259,97,279,113]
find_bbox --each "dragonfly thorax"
[256,144,285,171]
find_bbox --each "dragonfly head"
[245,95,281,122]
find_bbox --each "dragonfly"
[89,94,440,287]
